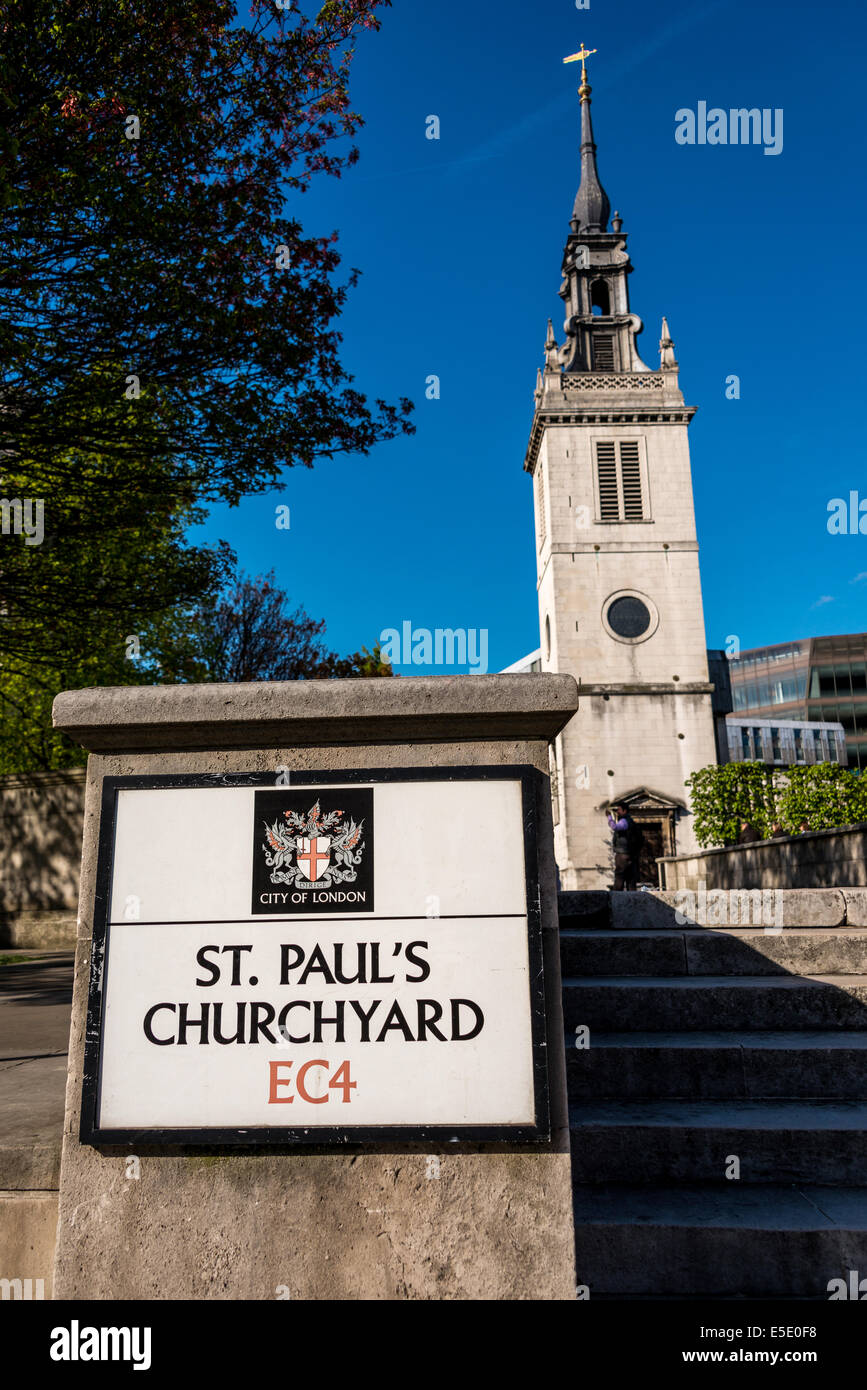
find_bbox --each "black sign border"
[80,766,551,1147]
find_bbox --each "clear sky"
[194,0,866,673]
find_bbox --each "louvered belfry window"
[593,336,615,371]
[595,440,645,521]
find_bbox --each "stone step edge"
[569,1183,867,1229]
[562,974,867,987]
[566,1029,867,1047]
[560,926,867,936]
[567,1099,867,1128]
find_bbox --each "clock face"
[606,595,652,639]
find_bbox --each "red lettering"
[296,1059,329,1104]
[268,1060,294,1103]
[329,1060,357,1103]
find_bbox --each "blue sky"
[195,0,865,672]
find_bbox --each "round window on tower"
[602,590,659,645]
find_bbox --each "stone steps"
[571,1184,867,1299]
[562,890,867,1298]
[567,1031,867,1100]
[563,975,867,1032]
[569,1100,867,1184]
[561,927,867,977]
[559,888,867,932]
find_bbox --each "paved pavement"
[0,953,73,1188]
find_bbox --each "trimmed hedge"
[685,761,867,849]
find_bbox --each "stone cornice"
[524,404,697,473]
[576,683,714,696]
[546,541,699,555]
[52,674,581,751]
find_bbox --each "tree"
[0,443,235,771]
[0,404,234,666]
[319,644,395,678]
[0,569,392,773]
[0,0,414,662]
[156,570,393,683]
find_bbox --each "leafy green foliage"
[0,400,234,667]
[151,570,394,684]
[776,762,867,833]
[0,1,404,772]
[686,760,867,848]
[0,570,391,773]
[686,762,780,847]
[0,0,413,664]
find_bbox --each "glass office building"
[729,633,867,770]
[725,717,847,767]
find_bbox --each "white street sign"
[82,770,549,1142]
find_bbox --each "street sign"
[81,767,550,1143]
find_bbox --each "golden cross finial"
[564,43,597,80]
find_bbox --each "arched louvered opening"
[590,279,610,316]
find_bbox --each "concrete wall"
[660,824,867,892]
[0,1195,58,1300]
[0,771,84,948]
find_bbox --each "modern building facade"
[501,649,542,675]
[724,716,847,767]
[524,54,718,888]
[729,634,867,770]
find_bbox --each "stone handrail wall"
[659,824,867,893]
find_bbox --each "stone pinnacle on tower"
[659,316,678,369]
[544,318,560,369]
[563,43,610,234]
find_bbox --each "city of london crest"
[262,799,365,890]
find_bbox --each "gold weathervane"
[564,43,597,81]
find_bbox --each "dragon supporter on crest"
[263,800,365,890]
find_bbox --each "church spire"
[564,44,610,234]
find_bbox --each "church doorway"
[634,819,665,886]
[610,788,683,887]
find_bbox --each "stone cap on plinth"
[52,674,579,752]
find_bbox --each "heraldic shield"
[297,835,331,883]
[252,787,375,915]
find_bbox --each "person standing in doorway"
[607,803,642,891]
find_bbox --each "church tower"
[527,49,718,889]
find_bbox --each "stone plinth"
[51,675,578,1301]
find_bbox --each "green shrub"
[777,762,867,833]
[685,761,867,848]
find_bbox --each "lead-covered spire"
[564,44,610,234]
